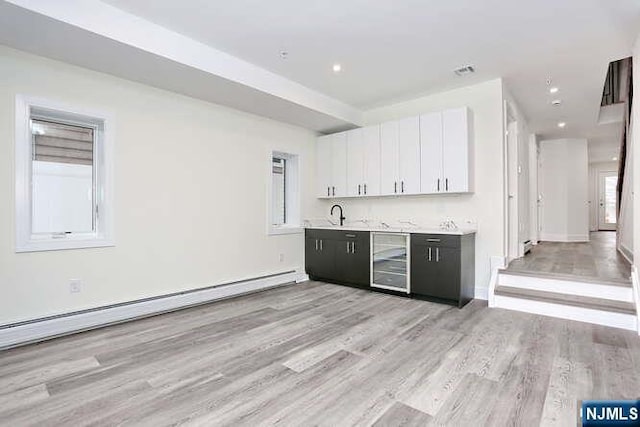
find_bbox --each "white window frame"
[268,150,302,235]
[15,95,115,252]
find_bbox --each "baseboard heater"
[0,270,305,350]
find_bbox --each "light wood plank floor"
[1,281,639,426]
[507,232,631,283]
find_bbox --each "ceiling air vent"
[454,65,475,76]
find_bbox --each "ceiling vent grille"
[454,65,475,76]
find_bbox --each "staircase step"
[501,269,631,287]
[494,285,636,315]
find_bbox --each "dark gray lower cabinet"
[305,229,370,287]
[410,233,475,307]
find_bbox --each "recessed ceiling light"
[454,65,475,76]
[551,99,562,106]
[612,157,618,161]
[279,51,288,60]
[332,63,342,73]
[549,87,559,94]
[557,122,566,128]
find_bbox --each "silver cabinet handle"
[315,239,318,250]
[352,242,356,253]
[358,184,361,195]
[332,186,335,196]
[394,182,397,193]
[437,178,440,192]
[427,238,441,242]
[401,181,405,193]
[320,239,323,251]
[346,242,350,253]
[345,233,356,238]
[327,187,330,196]
[364,183,367,195]
[428,247,432,261]
[436,247,440,262]
[445,179,449,191]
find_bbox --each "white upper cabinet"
[397,116,421,194]
[346,128,364,197]
[380,120,400,195]
[442,107,471,193]
[362,125,381,196]
[317,107,471,198]
[317,131,347,198]
[420,112,444,193]
[347,125,381,197]
[317,134,333,198]
[420,107,472,194]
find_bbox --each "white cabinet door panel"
[346,128,364,197]
[420,112,443,194]
[316,134,333,198]
[443,108,469,193]
[380,121,400,195]
[398,116,421,194]
[363,125,381,196]
[331,132,348,197]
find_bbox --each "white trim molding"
[539,233,589,243]
[487,255,507,307]
[0,270,304,350]
[15,94,115,252]
[632,266,640,335]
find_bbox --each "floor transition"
[1,282,639,426]
[506,231,631,284]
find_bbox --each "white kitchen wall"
[539,139,589,242]
[0,46,321,325]
[318,79,505,297]
[633,34,640,269]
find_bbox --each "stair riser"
[494,295,637,331]
[498,274,633,302]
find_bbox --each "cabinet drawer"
[411,233,460,248]
[305,229,369,242]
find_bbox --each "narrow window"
[269,151,300,234]
[15,96,114,252]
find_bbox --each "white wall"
[319,79,505,298]
[588,161,618,231]
[528,134,539,243]
[539,139,589,242]
[0,46,321,325]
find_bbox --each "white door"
[331,132,348,197]
[598,170,618,231]
[346,128,364,197]
[420,112,443,193]
[442,108,470,193]
[398,116,421,194]
[380,120,400,195]
[362,125,381,196]
[316,134,333,198]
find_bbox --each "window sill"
[16,238,115,253]
[268,226,303,236]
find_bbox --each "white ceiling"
[103,0,640,141]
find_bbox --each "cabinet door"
[348,237,371,285]
[380,121,400,195]
[410,245,439,296]
[398,116,421,194]
[431,246,461,300]
[442,108,470,193]
[362,125,381,197]
[316,135,333,198]
[331,132,348,197]
[420,112,443,194]
[346,128,365,197]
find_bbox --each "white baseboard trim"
[487,255,507,307]
[498,273,633,302]
[618,243,633,265]
[0,269,302,350]
[539,233,589,242]
[494,294,637,331]
[632,266,640,336]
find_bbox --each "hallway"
[506,232,631,284]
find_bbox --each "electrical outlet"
[69,279,82,293]
[279,253,285,263]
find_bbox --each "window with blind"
[15,95,114,252]
[269,151,300,235]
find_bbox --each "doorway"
[598,171,618,231]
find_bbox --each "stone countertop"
[304,225,476,235]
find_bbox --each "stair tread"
[500,269,631,287]
[494,285,637,315]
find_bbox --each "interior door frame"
[597,169,618,231]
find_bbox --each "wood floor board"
[0,281,638,426]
